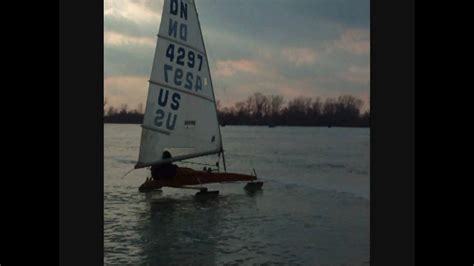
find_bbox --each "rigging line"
[120,168,136,179]
[178,161,217,167]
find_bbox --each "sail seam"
[149,80,215,103]
[141,124,171,135]
[157,34,205,55]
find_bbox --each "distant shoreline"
[104,121,370,128]
[104,93,370,128]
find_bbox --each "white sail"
[136,0,222,169]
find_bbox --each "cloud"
[333,29,370,54]
[104,0,370,111]
[104,44,154,77]
[214,59,259,77]
[340,65,370,84]
[104,0,162,25]
[104,75,149,108]
[105,31,155,47]
[282,48,318,66]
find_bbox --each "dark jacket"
[151,163,177,179]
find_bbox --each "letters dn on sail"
[168,0,188,42]
[155,88,181,131]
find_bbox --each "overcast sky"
[104,0,370,111]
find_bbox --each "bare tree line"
[104,93,370,127]
[103,101,144,124]
[217,93,369,127]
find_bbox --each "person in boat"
[150,150,178,180]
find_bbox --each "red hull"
[139,167,257,192]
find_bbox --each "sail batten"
[136,0,223,167]
[157,34,205,55]
[148,80,215,103]
[141,124,171,135]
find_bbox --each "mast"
[221,150,227,172]
[192,0,227,172]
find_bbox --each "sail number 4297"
[166,43,203,71]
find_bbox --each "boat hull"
[138,167,257,192]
